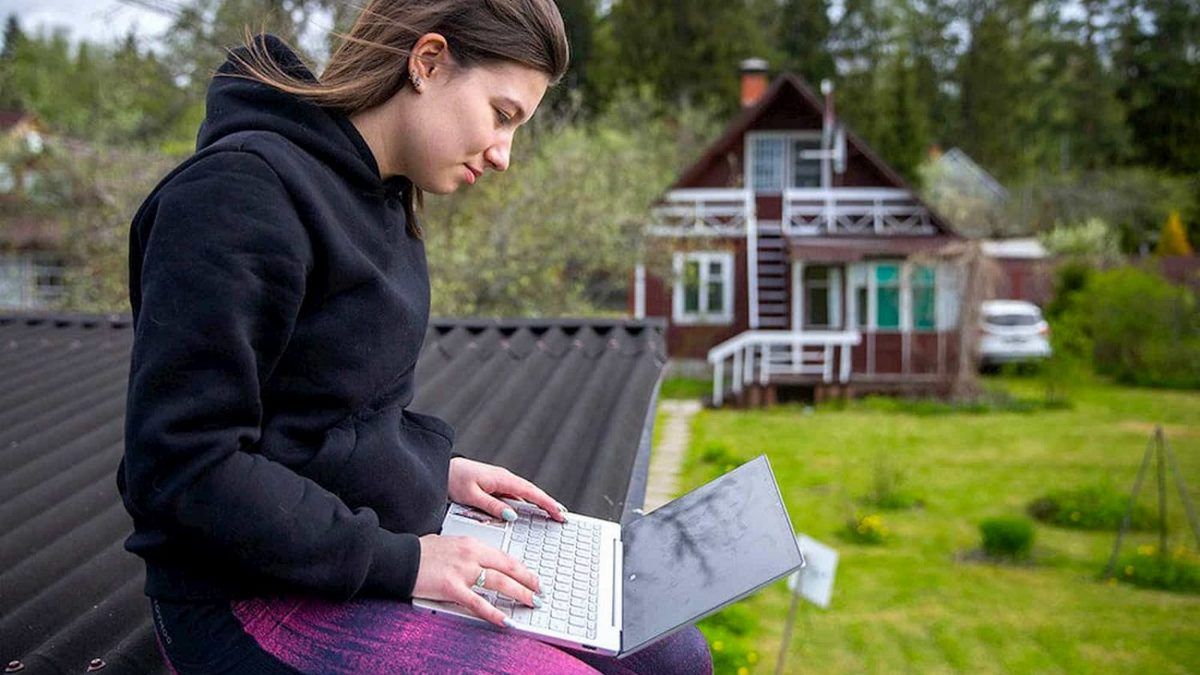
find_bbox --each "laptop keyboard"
[495,515,602,640]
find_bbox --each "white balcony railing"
[707,330,862,406]
[650,188,934,238]
[782,188,934,236]
[650,188,752,236]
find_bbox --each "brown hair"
[226,0,570,235]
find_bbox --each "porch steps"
[756,229,789,328]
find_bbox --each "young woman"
[117,1,711,673]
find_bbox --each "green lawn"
[669,376,1200,674]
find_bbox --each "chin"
[414,177,459,195]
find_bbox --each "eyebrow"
[499,96,528,124]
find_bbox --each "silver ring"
[472,569,487,589]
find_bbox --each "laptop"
[413,455,805,657]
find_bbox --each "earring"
[410,71,423,91]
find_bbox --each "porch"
[707,330,862,407]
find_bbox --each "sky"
[0,1,171,47]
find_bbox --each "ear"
[408,33,451,84]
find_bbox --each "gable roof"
[670,73,956,235]
[0,312,666,674]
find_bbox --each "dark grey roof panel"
[0,312,665,674]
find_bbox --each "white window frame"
[672,251,734,325]
[746,131,826,193]
[849,260,942,332]
[0,252,65,309]
[792,262,843,330]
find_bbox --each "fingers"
[480,545,542,597]
[474,489,522,523]
[452,582,510,627]
[486,473,568,523]
[477,566,543,611]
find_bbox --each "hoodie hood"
[197,34,409,200]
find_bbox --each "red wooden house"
[630,61,966,405]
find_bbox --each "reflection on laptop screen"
[620,455,803,655]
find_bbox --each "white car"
[978,300,1052,367]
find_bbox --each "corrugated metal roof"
[0,312,666,675]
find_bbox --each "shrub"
[1114,545,1200,594]
[980,516,1035,560]
[1027,485,1156,531]
[843,513,889,545]
[1063,266,1200,389]
[865,453,920,510]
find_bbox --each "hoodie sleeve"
[123,150,420,600]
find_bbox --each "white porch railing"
[782,188,934,236]
[650,188,753,236]
[707,330,862,407]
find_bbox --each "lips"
[464,164,481,185]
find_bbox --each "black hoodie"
[117,35,454,602]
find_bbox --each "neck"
[349,104,405,179]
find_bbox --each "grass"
[669,375,1200,674]
[660,375,711,401]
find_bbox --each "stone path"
[643,399,703,512]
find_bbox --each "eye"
[494,108,513,126]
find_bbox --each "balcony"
[650,188,752,236]
[782,188,934,236]
[650,188,935,237]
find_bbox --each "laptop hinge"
[612,536,623,634]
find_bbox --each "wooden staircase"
[755,225,789,328]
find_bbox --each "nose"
[484,135,512,172]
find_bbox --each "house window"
[0,253,65,309]
[673,252,734,324]
[0,163,14,193]
[912,265,937,330]
[875,263,901,329]
[748,133,825,192]
[751,137,785,192]
[849,262,943,331]
[801,265,842,329]
[791,138,822,188]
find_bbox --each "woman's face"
[397,59,550,194]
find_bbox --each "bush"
[1028,485,1156,531]
[1059,266,1200,389]
[1114,545,1200,594]
[843,513,889,545]
[980,516,1035,560]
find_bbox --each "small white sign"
[787,534,838,609]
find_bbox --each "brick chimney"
[739,58,769,108]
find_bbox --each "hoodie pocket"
[302,405,452,536]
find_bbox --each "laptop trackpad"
[441,504,507,550]
[620,456,803,655]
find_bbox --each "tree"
[880,49,929,184]
[778,0,835,85]
[958,8,1027,180]
[600,0,771,113]
[1156,210,1194,256]
[1113,0,1200,173]
[0,14,27,108]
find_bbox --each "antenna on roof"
[819,80,846,175]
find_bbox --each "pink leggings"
[152,594,712,674]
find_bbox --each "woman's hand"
[413,533,543,627]
[447,457,568,523]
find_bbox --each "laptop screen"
[619,455,804,655]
